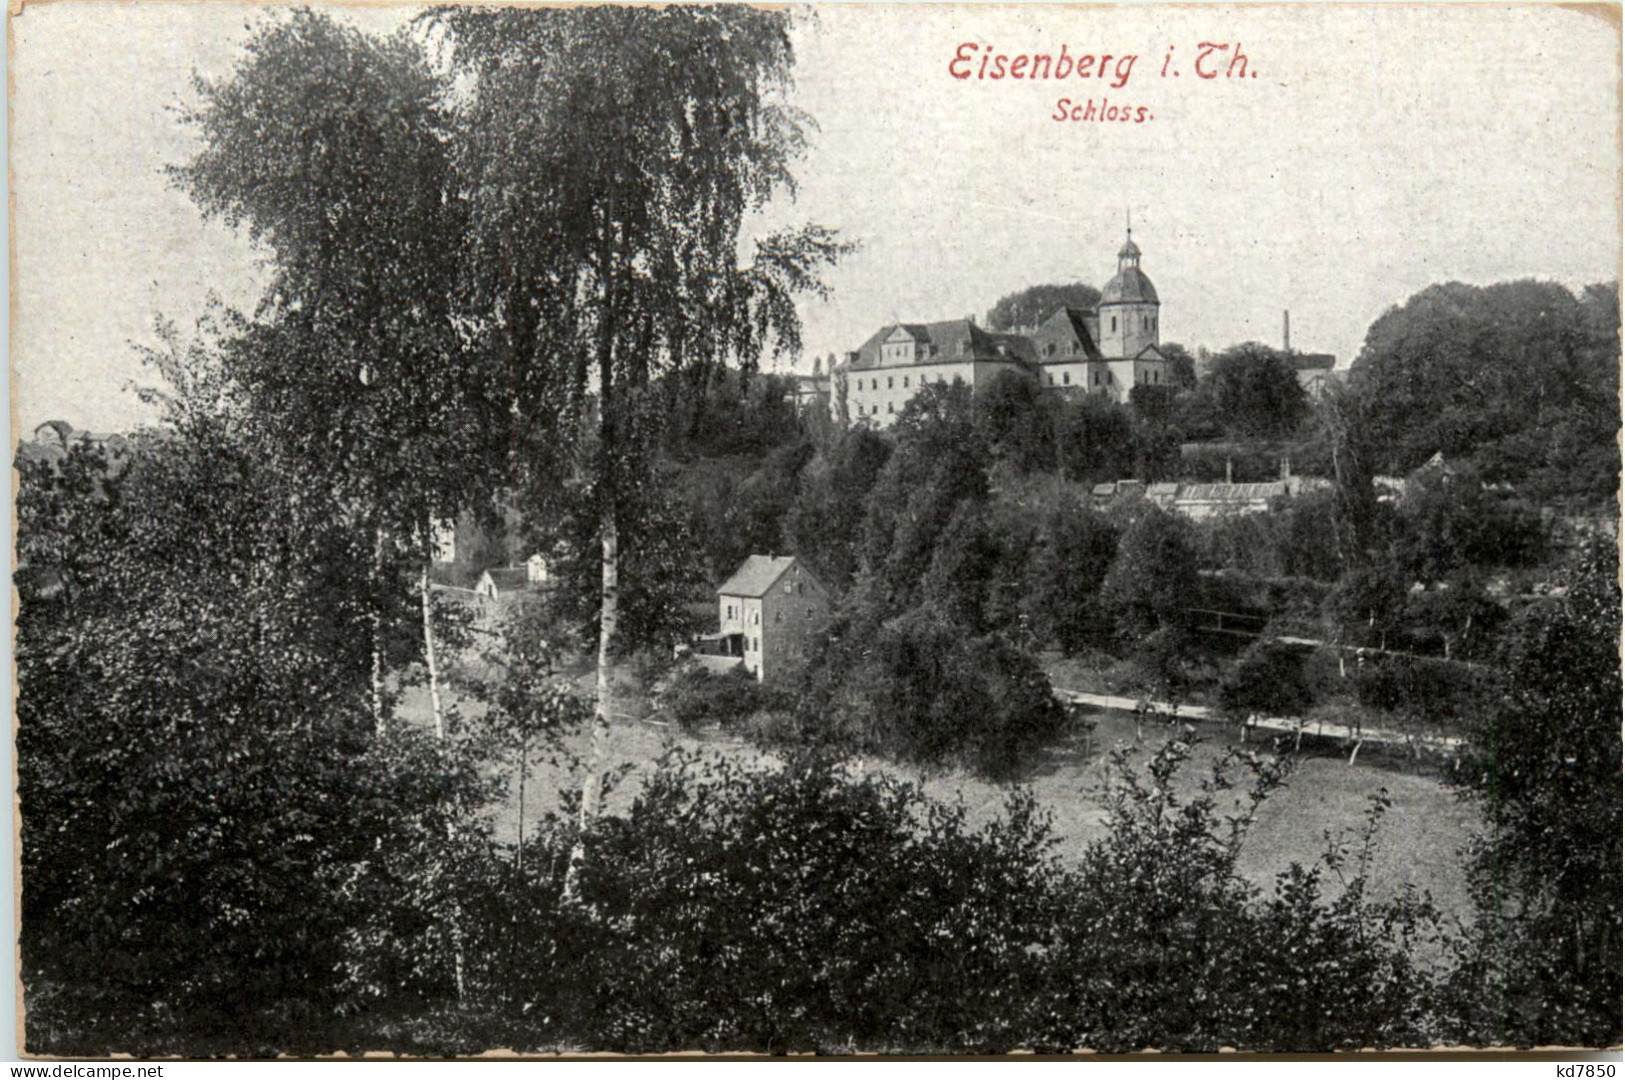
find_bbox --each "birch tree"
[173,11,505,737]
[428,5,847,894]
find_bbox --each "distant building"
[475,567,530,605]
[698,554,831,682]
[1280,310,1340,400]
[526,551,553,585]
[1171,481,1289,519]
[835,230,1173,427]
[1289,353,1340,400]
[1093,478,1317,519]
[428,499,527,590]
[791,371,831,415]
[19,420,132,469]
[431,518,459,564]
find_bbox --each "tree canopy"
[1202,342,1309,438]
[1349,279,1620,503]
[985,282,1102,331]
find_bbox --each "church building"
[837,230,1172,427]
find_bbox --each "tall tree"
[783,426,893,589]
[1446,539,1622,1044]
[1100,506,1202,638]
[172,11,506,738]
[1351,279,1620,502]
[430,5,846,893]
[1203,341,1309,438]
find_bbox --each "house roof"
[718,554,797,598]
[482,567,529,592]
[1176,482,1288,502]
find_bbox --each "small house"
[475,567,529,605]
[703,555,831,683]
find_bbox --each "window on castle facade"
[1063,372,1071,385]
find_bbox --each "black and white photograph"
[9,0,1622,1059]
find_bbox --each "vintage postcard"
[9,0,1622,1060]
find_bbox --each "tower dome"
[1097,226,1161,360]
[1101,229,1158,305]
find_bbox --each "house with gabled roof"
[475,566,530,605]
[697,554,831,683]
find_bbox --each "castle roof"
[847,319,1036,369]
[1101,265,1159,306]
[1033,306,1105,362]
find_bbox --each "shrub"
[657,664,783,731]
[801,606,1067,780]
[1352,654,1486,727]
[473,752,1066,1054]
[1219,642,1315,719]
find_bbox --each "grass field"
[399,665,1480,926]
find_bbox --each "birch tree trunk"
[418,533,462,996]
[371,526,387,738]
[564,512,617,901]
[420,561,445,742]
[563,196,619,903]
[517,731,527,871]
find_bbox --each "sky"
[10,2,1621,433]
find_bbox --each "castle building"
[836,230,1172,427]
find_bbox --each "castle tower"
[1098,228,1160,359]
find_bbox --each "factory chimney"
[1283,310,1291,352]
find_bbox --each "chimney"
[1283,310,1291,352]
[1280,455,1292,481]
[1225,456,1234,484]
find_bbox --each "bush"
[474,752,1066,1054]
[657,664,783,731]
[460,742,1438,1054]
[1219,642,1315,719]
[1352,654,1486,727]
[800,606,1067,780]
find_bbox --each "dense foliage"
[17,434,496,1054]
[17,1,1621,1056]
[445,743,1438,1054]
[1349,280,1620,504]
[1443,540,1622,1046]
